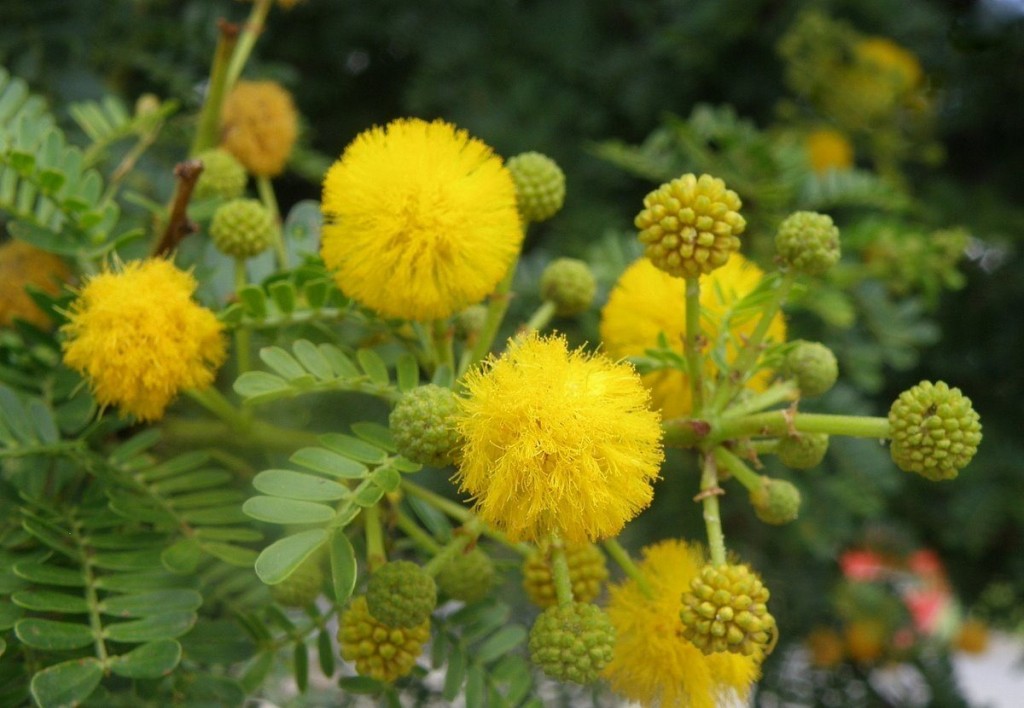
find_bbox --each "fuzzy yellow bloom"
[600,254,786,419]
[0,240,70,329]
[62,259,226,422]
[855,37,923,91]
[320,118,522,321]
[604,540,762,707]
[805,128,854,173]
[221,80,298,177]
[455,333,663,544]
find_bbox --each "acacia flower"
[221,80,298,177]
[0,240,70,329]
[454,333,663,544]
[600,254,786,419]
[62,259,226,421]
[805,128,853,173]
[320,118,522,321]
[603,540,762,707]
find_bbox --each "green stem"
[71,515,108,665]
[224,0,273,89]
[191,22,239,155]
[464,255,520,375]
[257,175,287,269]
[711,411,890,445]
[524,300,557,334]
[709,272,795,412]
[400,480,531,556]
[699,453,727,566]
[721,380,799,420]
[364,503,386,571]
[713,446,762,493]
[422,527,476,577]
[549,535,574,608]
[602,538,653,598]
[684,277,705,415]
[161,417,319,452]
[185,386,250,430]
[394,510,443,554]
[431,319,455,376]
[234,259,252,373]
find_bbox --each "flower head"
[805,128,854,173]
[62,259,226,421]
[455,333,663,544]
[600,254,786,418]
[221,80,298,177]
[636,173,745,278]
[0,240,70,329]
[320,118,522,321]
[603,540,761,707]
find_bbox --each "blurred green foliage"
[2,0,1023,704]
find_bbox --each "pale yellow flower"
[62,259,226,421]
[600,254,786,419]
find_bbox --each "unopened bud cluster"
[889,380,981,480]
[389,385,461,467]
[507,152,566,223]
[528,602,615,684]
[338,596,430,683]
[680,563,776,656]
[366,560,437,628]
[636,173,745,278]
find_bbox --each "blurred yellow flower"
[805,128,854,173]
[604,540,761,707]
[62,259,226,422]
[600,254,786,419]
[855,37,922,92]
[320,118,522,321]
[455,333,662,544]
[0,240,69,329]
[221,80,298,177]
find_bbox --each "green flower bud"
[889,380,981,480]
[454,304,488,341]
[209,198,275,258]
[783,340,839,398]
[339,596,429,682]
[680,563,776,657]
[775,211,841,276]
[636,173,745,278]
[366,560,437,628]
[749,477,802,525]
[389,384,461,467]
[528,602,615,684]
[777,432,829,470]
[540,258,596,317]
[195,148,248,200]
[507,152,566,223]
[269,556,324,607]
[436,548,495,604]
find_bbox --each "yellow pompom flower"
[62,259,226,422]
[455,333,663,544]
[600,254,786,419]
[320,118,522,321]
[0,240,70,329]
[855,37,923,92]
[220,80,298,177]
[805,128,854,173]
[604,540,762,707]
